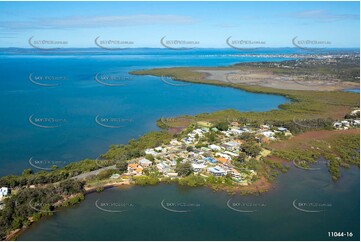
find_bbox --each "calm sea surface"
[0,48,293,176]
[19,162,360,241]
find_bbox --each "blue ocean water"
[0,48,295,176]
[0,48,357,176]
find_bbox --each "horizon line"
[0,47,359,50]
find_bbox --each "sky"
[0,1,359,48]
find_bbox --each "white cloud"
[290,10,359,22]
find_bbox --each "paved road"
[71,165,116,180]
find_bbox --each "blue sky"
[0,1,359,48]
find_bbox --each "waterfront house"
[166,172,179,178]
[208,166,226,176]
[135,166,143,175]
[192,163,206,172]
[230,168,241,179]
[157,162,170,173]
[127,163,143,175]
[0,187,8,199]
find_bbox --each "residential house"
[208,166,226,176]
[127,163,143,175]
[333,122,342,129]
[277,127,288,132]
[224,151,238,157]
[192,163,206,172]
[166,172,179,178]
[215,152,231,161]
[215,157,228,164]
[260,124,270,130]
[0,187,8,200]
[145,148,157,156]
[341,120,350,127]
[261,131,275,138]
[170,139,182,146]
[209,144,222,151]
[230,168,241,179]
[229,128,243,135]
[154,146,166,153]
[223,141,240,151]
[157,162,170,173]
[139,158,153,167]
[204,157,217,163]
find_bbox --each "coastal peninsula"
[0,55,359,240]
